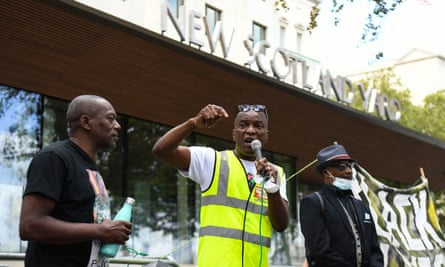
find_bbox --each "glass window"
[168,0,184,17]
[205,4,221,33]
[0,86,299,265]
[0,85,41,252]
[252,22,267,54]
[296,32,302,53]
[108,118,197,261]
[280,26,286,47]
[42,97,69,145]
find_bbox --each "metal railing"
[0,253,179,267]
[110,256,179,266]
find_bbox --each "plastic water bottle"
[100,197,135,257]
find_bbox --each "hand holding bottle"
[100,197,135,257]
[99,219,132,244]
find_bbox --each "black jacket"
[300,184,384,267]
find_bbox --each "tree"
[420,90,445,231]
[351,68,445,230]
[276,0,404,59]
[317,1,402,40]
[349,68,445,142]
[0,87,41,183]
[350,67,420,123]
[417,90,445,141]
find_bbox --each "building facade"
[1,1,445,266]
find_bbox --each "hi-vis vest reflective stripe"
[198,150,284,267]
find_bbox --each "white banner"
[353,165,445,267]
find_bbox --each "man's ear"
[325,169,332,177]
[80,115,91,130]
[322,169,333,180]
[321,169,328,178]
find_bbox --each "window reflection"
[253,21,267,54]
[168,0,184,18]
[205,5,222,33]
[0,85,41,252]
[42,97,69,145]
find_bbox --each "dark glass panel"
[42,97,69,146]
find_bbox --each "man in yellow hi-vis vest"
[152,104,289,267]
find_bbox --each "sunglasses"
[237,104,268,118]
[329,162,355,171]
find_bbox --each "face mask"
[327,171,352,190]
[332,177,353,190]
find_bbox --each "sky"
[309,0,445,75]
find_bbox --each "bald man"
[20,95,132,267]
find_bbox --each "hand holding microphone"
[250,139,280,194]
[251,139,264,161]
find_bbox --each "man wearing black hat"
[299,143,383,267]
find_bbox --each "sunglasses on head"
[329,162,355,171]
[237,104,268,118]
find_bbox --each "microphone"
[250,139,263,160]
[251,139,270,181]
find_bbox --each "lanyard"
[337,199,362,267]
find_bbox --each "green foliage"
[433,191,445,231]
[419,90,445,141]
[350,67,416,122]
[307,6,320,33]
[274,0,289,11]
[306,0,403,44]
[351,68,445,142]
[0,87,41,181]
[351,68,445,231]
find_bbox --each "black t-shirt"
[24,140,111,267]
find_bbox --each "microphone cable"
[241,175,267,267]
[258,178,266,267]
[241,180,255,267]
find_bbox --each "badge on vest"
[364,212,372,223]
[253,184,268,202]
